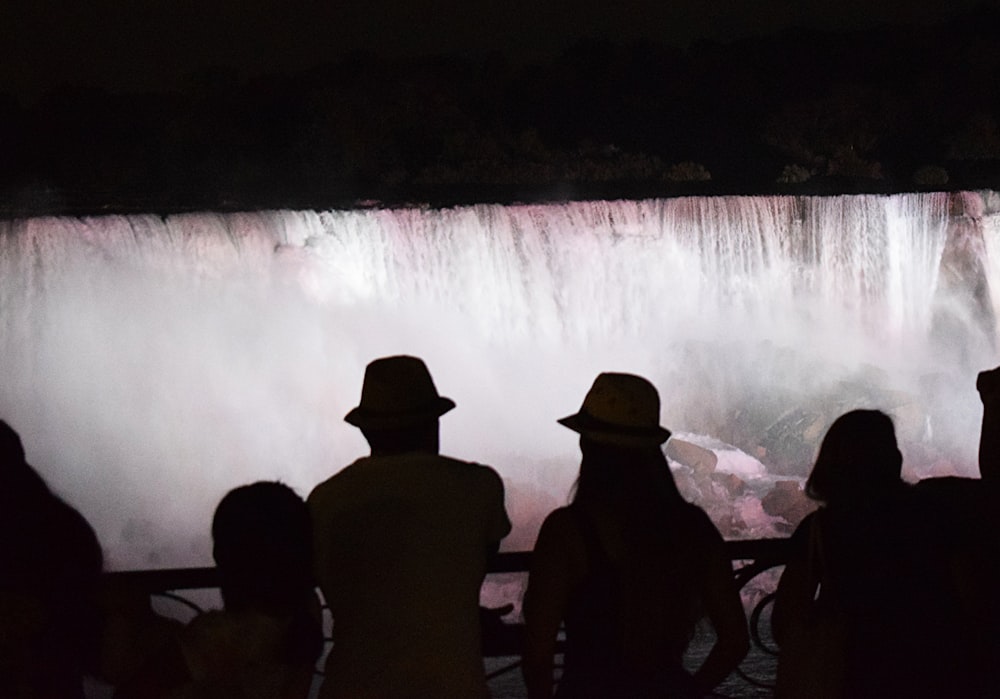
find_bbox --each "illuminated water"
[1,193,998,569]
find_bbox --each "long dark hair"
[571,437,703,636]
[572,437,685,513]
[806,409,903,507]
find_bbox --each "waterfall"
[1,193,996,567]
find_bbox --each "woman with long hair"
[772,409,912,698]
[522,373,748,698]
[771,408,986,698]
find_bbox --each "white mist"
[0,194,996,568]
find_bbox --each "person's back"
[899,369,1000,696]
[308,355,511,699]
[173,606,319,699]
[547,500,730,698]
[773,409,981,699]
[0,420,104,699]
[310,452,508,697]
[523,374,748,699]
[795,501,931,697]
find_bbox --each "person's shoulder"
[671,503,731,556]
[675,501,722,534]
[786,509,818,550]
[540,505,574,528]
[792,508,818,530]
[307,458,366,503]
[912,475,983,500]
[535,506,580,546]
[911,476,992,531]
[436,453,496,471]
[43,495,103,572]
[436,454,506,485]
[908,476,981,512]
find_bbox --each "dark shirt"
[782,478,998,698]
[556,504,702,699]
[0,475,103,698]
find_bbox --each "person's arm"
[771,514,816,646]
[977,367,1000,482]
[522,510,578,699]
[481,466,512,576]
[483,466,512,554]
[690,516,750,695]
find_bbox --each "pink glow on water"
[0,194,996,568]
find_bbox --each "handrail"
[106,538,792,592]
[105,538,791,691]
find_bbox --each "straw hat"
[558,373,672,447]
[345,355,455,429]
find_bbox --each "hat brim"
[558,412,671,447]
[345,396,456,430]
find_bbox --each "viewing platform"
[104,537,791,697]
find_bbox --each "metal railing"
[106,538,790,692]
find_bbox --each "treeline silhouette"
[3,4,1000,215]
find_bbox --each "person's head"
[212,481,313,614]
[0,420,26,466]
[559,373,681,507]
[345,355,454,456]
[0,419,50,500]
[806,409,903,506]
[573,437,682,507]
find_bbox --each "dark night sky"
[2,0,997,101]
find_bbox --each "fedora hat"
[345,355,455,429]
[558,373,671,447]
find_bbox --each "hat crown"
[557,372,671,447]
[359,355,441,414]
[580,373,661,429]
[345,355,456,428]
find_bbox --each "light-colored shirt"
[308,452,511,699]
[173,609,314,699]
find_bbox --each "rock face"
[665,438,719,475]
[931,191,996,369]
[668,436,814,539]
[761,480,816,534]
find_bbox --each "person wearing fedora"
[307,355,511,699]
[521,373,749,699]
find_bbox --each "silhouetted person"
[522,373,749,698]
[115,482,322,699]
[181,481,322,698]
[977,365,1000,482]
[932,365,1000,693]
[308,355,511,698]
[0,419,104,698]
[772,406,993,698]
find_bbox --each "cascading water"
[1,193,997,568]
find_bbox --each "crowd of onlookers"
[1,355,998,698]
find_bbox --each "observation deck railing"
[106,537,790,693]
